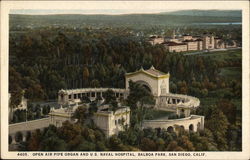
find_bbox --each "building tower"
[172,30,176,39]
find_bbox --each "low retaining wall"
[9,117,51,135]
[142,115,204,132]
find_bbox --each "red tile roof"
[162,42,186,46]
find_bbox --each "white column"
[11,134,16,144]
[22,134,26,142]
[184,109,190,117]
[176,108,180,116]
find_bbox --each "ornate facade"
[9,67,204,143]
[125,66,170,97]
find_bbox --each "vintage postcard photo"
[1,1,249,159]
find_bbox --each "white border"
[1,1,249,159]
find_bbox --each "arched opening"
[141,84,151,93]
[26,131,32,141]
[180,109,185,118]
[180,125,185,131]
[167,126,174,133]
[15,132,23,143]
[197,122,201,131]
[189,124,194,132]
[135,81,152,94]
[155,127,161,135]
[181,109,185,113]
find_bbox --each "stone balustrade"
[157,93,200,109]
[58,88,129,105]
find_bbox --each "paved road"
[183,47,241,56]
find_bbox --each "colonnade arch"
[58,88,128,105]
[9,130,35,145]
[167,126,174,133]
[189,124,194,131]
[135,80,153,94]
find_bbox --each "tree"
[155,138,165,151]
[57,121,82,143]
[177,59,184,76]
[140,137,157,151]
[217,99,237,124]
[205,106,229,150]
[41,136,66,151]
[177,135,195,151]
[127,80,155,110]
[108,135,130,151]
[90,79,100,88]
[166,140,184,151]
[76,140,96,151]
[103,89,118,111]
[73,106,88,125]
[9,67,23,108]
[218,34,235,47]
[82,66,90,87]
[103,89,116,104]
[88,101,98,116]
[127,81,155,129]
[96,141,109,151]
[27,129,42,151]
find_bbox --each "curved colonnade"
[58,88,204,132]
[9,88,203,145]
[58,88,129,105]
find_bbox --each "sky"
[10,9,179,15]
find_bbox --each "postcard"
[1,1,249,159]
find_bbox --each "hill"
[10,10,241,29]
[165,10,242,17]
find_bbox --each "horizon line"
[9,9,241,16]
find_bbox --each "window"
[161,88,166,95]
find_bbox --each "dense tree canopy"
[10,25,242,151]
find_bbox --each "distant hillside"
[10,10,242,29]
[165,10,242,17]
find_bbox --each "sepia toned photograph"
[1,1,249,159]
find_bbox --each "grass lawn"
[199,49,242,61]
[219,67,241,80]
[200,97,242,111]
[144,109,173,120]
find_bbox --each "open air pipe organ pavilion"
[9,66,204,145]
[58,66,204,132]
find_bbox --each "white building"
[9,67,205,145]
[150,32,237,53]
[125,66,170,97]
[93,105,130,137]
